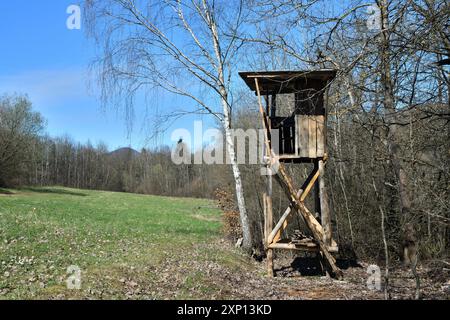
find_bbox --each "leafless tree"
[241,0,448,296]
[83,0,259,251]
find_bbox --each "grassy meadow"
[1,187,445,300]
[0,187,252,299]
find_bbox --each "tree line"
[0,94,224,198]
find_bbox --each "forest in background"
[1,3,449,297]
[1,90,448,267]
[0,94,223,198]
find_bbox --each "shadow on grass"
[0,188,15,195]
[276,255,363,277]
[20,187,88,197]
[275,256,326,277]
[336,258,363,270]
[291,256,326,276]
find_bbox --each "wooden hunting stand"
[239,70,343,279]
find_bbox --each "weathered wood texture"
[274,163,343,279]
[296,115,325,158]
[316,116,325,157]
[266,173,274,277]
[268,167,319,244]
[249,71,339,279]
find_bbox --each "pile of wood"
[215,188,242,242]
[214,187,237,212]
[290,230,316,245]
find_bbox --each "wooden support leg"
[318,252,330,277]
[267,248,274,277]
[256,76,274,277]
[314,160,321,220]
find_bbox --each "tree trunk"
[379,4,419,298]
[208,10,256,252]
[379,0,413,222]
[221,96,254,251]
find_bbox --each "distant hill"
[108,147,140,160]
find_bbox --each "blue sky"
[0,1,213,151]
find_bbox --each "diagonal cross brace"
[268,167,320,244]
[268,189,302,245]
[274,163,343,279]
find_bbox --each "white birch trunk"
[222,102,252,249]
[206,6,253,250]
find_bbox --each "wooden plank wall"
[316,116,325,157]
[296,115,325,158]
[297,116,310,157]
[308,117,317,158]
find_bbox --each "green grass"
[0,187,248,300]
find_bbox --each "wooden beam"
[269,242,318,251]
[266,171,274,277]
[268,241,339,253]
[269,189,302,245]
[314,160,321,219]
[256,78,275,277]
[316,116,325,157]
[300,168,320,202]
[255,78,271,156]
[298,116,309,157]
[308,116,317,158]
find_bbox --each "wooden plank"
[308,116,317,158]
[275,166,325,238]
[269,189,302,245]
[314,160,321,218]
[300,169,320,202]
[266,173,274,277]
[272,168,319,244]
[254,78,271,157]
[268,241,338,252]
[269,242,319,251]
[255,78,276,278]
[298,116,309,157]
[316,115,325,157]
[273,219,289,244]
[266,176,273,244]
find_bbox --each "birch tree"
[84,0,258,250]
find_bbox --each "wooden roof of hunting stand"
[239,69,343,279]
[239,70,336,95]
